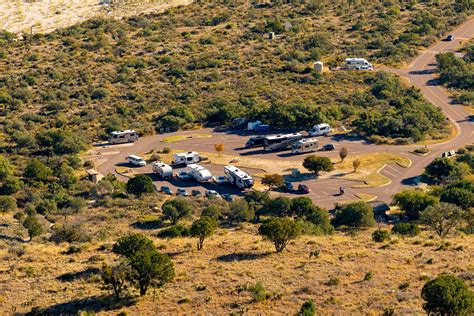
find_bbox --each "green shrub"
[298,300,316,316]
[156,225,189,238]
[372,229,390,242]
[391,223,420,237]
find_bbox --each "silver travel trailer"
[224,165,254,189]
[186,164,212,182]
[109,130,138,144]
[291,138,319,154]
[172,152,200,166]
[152,161,173,179]
[263,133,303,151]
[344,58,373,70]
[126,154,146,167]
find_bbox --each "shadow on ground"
[214,252,271,262]
[57,267,100,282]
[26,295,136,315]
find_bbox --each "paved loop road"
[95,18,474,209]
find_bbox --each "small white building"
[314,61,324,72]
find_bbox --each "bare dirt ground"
[0,0,193,34]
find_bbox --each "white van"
[172,152,200,166]
[126,154,146,167]
[187,164,212,182]
[291,138,319,154]
[309,123,332,136]
[345,58,373,70]
[152,161,173,179]
[109,130,138,144]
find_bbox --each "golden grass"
[161,133,212,143]
[333,153,411,188]
[354,193,378,202]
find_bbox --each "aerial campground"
[0,0,473,314]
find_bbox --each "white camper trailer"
[224,165,254,189]
[172,152,200,166]
[309,123,332,136]
[152,161,173,179]
[126,154,146,167]
[109,130,138,144]
[187,164,212,182]
[291,138,319,154]
[344,58,373,70]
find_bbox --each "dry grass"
[333,153,411,188]
[1,208,472,314]
[161,133,212,143]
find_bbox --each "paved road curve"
[94,18,474,209]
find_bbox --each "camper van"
[187,164,212,182]
[172,152,200,166]
[224,165,254,189]
[109,130,138,144]
[291,138,319,154]
[263,133,303,151]
[345,58,373,70]
[309,123,331,136]
[152,161,173,179]
[126,155,146,167]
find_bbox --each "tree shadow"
[0,234,25,243]
[214,252,271,262]
[57,267,101,282]
[27,295,136,315]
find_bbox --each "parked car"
[222,193,233,202]
[283,181,294,192]
[441,150,456,158]
[205,190,221,199]
[212,175,228,185]
[160,186,173,195]
[446,34,454,41]
[177,188,189,196]
[321,143,335,151]
[298,184,311,194]
[176,170,192,181]
[191,189,202,197]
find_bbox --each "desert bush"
[391,223,420,237]
[372,229,390,242]
[50,223,91,243]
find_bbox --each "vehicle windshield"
[244,178,254,187]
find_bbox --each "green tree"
[244,191,270,221]
[440,187,474,210]
[261,196,292,218]
[261,174,284,190]
[332,202,375,228]
[303,155,334,176]
[56,163,78,189]
[258,217,301,253]
[392,190,438,220]
[227,199,254,224]
[190,216,218,250]
[305,206,333,234]
[162,198,191,224]
[424,158,465,184]
[201,205,222,220]
[420,203,466,237]
[421,274,474,315]
[291,197,314,218]
[298,300,316,316]
[0,176,21,195]
[23,215,43,240]
[113,234,174,296]
[126,175,154,197]
[0,155,14,181]
[339,146,348,162]
[23,158,51,182]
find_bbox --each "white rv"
[172,152,200,166]
[345,58,373,70]
[187,164,212,182]
[291,138,319,154]
[263,133,303,151]
[224,165,254,189]
[126,154,146,167]
[309,123,331,136]
[109,130,138,144]
[152,161,173,179]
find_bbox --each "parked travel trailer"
[187,164,212,182]
[247,121,262,131]
[126,154,146,167]
[224,165,254,189]
[152,161,173,179]
[263,133,303,151]
[109,130,138,144]
[309,123,332,136]
[245,136,266,148]
[172,152,200,166]
[291,138,319,154]
[344,58,373,70]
